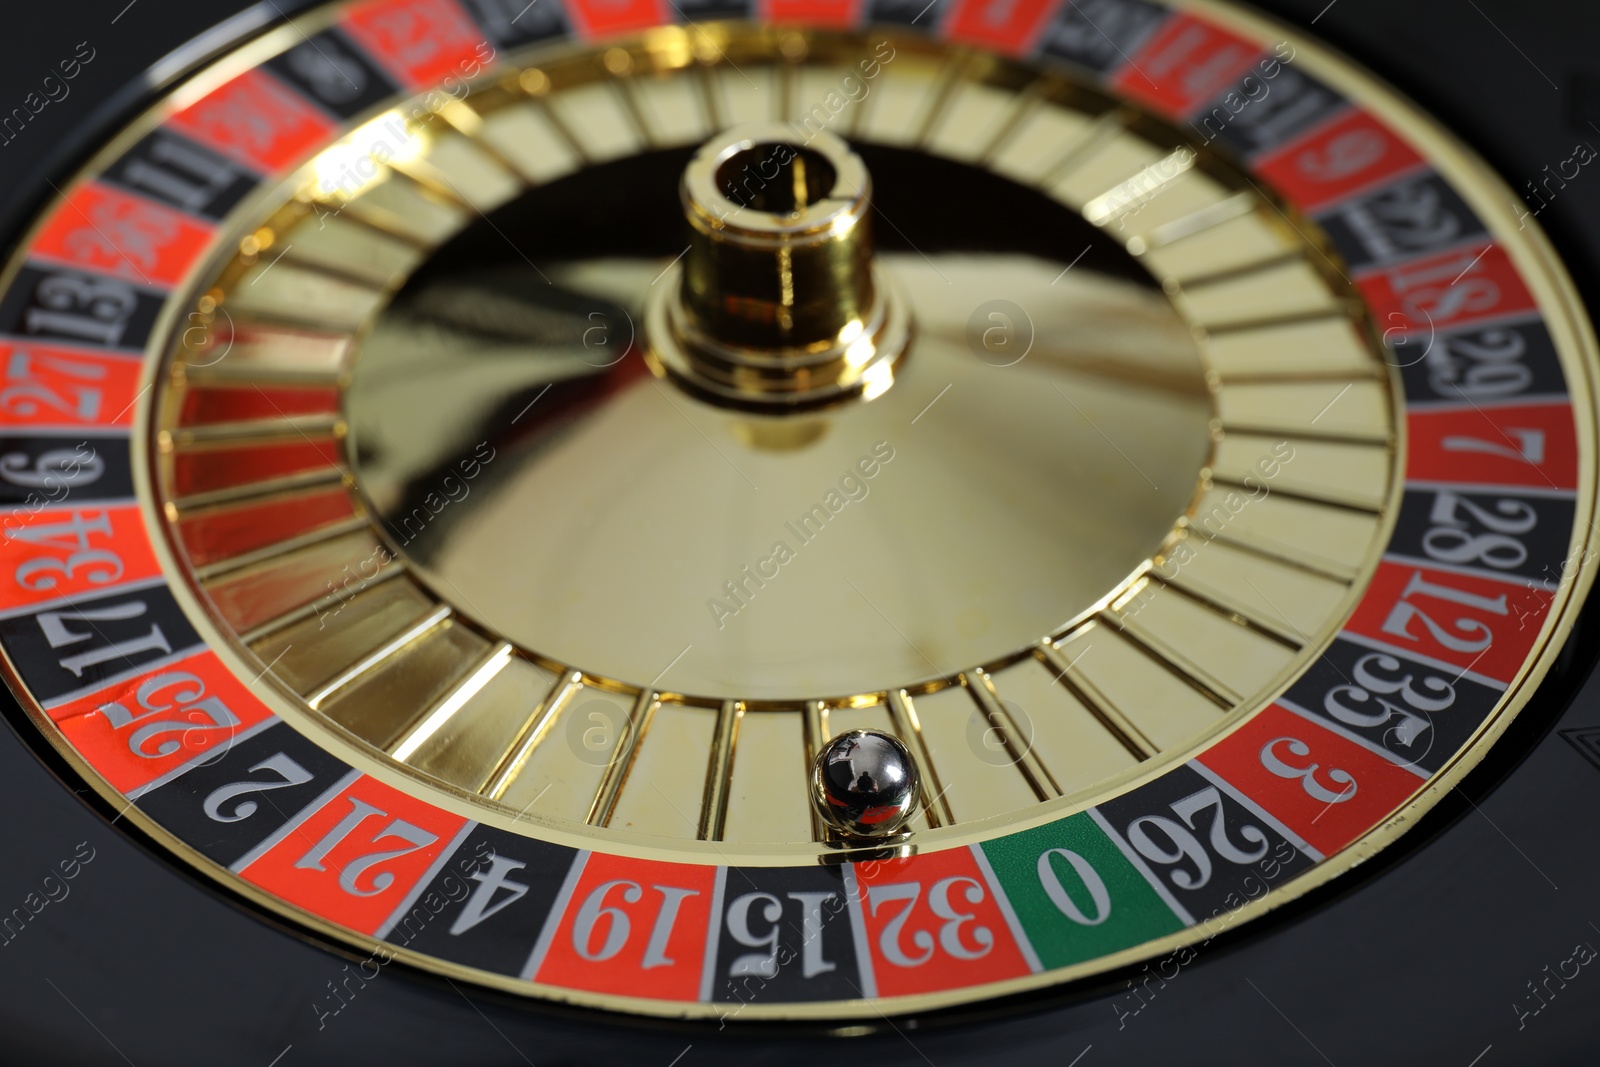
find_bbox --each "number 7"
[1442,428,1544,464]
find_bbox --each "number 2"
[868,876,994,968]
[0,348,106,421]
[203,753,313,821]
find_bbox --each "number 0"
[1036,848,1111,926]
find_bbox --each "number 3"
[1260,737,1357,804]
[869,876,994,967]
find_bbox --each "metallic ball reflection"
[810,729,920,838]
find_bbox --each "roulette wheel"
[1,0,1600,1061]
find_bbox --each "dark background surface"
[2,1,1600,1064]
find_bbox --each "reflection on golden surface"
[149,29,1400,853]
[0,0,1564,1022]
[352,255,1212,697]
